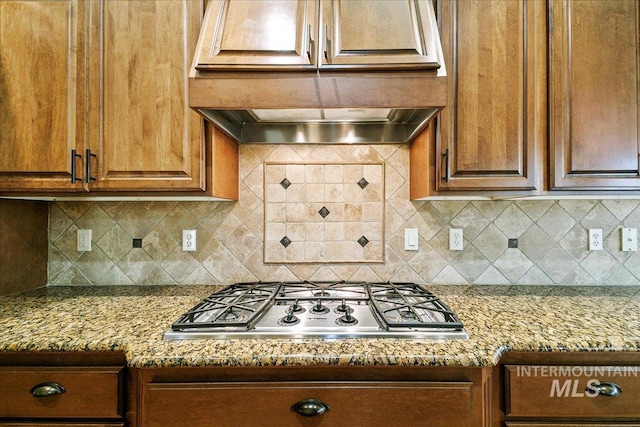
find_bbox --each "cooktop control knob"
[277,310,300,326]
[334,299,354,314]
[336,309,358,326]
[288,299,305,314]
[310,299,330,314]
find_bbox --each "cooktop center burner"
[164,281,467,340]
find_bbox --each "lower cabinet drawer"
[505,423,640,427]
[0,423,124,427]
[505,365,640,419]
[0,366,123,419]
[144,381,473,427]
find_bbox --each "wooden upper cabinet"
[193,0,318,70]
[193,0,442,71]
[0,0,86,192]
[434,0,545,192]
[549,0,640,190]
[86,0,206,192]
[321,0,443,70]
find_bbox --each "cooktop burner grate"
[368,282,464,330]
[165,281,467,340]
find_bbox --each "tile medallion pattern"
[264,162,385,263]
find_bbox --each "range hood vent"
[189,0,447,144]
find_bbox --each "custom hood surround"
[189,0,446,144]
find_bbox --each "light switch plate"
[622,228,638,252]
[404,228,419,251]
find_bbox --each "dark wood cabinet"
[0,352,126,427]
[145,381,473,426]
[548,0,640,190]
[135,365,495,427]
[500,352,640,426]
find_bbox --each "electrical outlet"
[589,228,603,251]
[404,228,419,251]
[183,230,196,252]
[449,228,463,251]
[622,228,638,252]
[77,229,92,251]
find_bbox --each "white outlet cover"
[449,228,463,251]
[77,229,92,252]
[589,228,603,251]
[182,230,196,252]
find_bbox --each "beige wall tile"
[48,145,640,286]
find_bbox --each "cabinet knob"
[30,382,66,398]
[291,398,330,417]
[589,381,622,397]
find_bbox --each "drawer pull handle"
[291,398,329,417]
[30,382,66,398]
[589,381,622,397]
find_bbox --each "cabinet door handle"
[70,150,82,183]
[324,24,329,60]
[306,24,313,60]
[442,148,450,182]
[291,398,329,417]
[85,149,97,184]
[589,381,623,397]
[30,382,66,398]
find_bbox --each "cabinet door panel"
[193,0,317,70]
[322,0,442,69]
[0,1,85,192]
[436,0,543,191]
[144,381,473,427]
[549,0,640,190]
[87,0,205,191]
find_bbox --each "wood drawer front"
[506,423,640,427]
[505,365,640,419]
[0,366,122,419]
[144,381,473,427]
[0,423,124,427]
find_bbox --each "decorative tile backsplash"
[264,162,384,263]
[48,144,640,286]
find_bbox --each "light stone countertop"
[1,285,639,368]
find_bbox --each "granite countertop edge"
[1,284,639,368]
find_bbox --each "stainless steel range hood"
[189,0,447,144]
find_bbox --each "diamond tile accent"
[280,236,292,248]
[318,206,330,219]
[358,236,369,247]
[357,178,369,189]
[280,178,291,189]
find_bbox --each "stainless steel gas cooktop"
[163,281,468,341]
